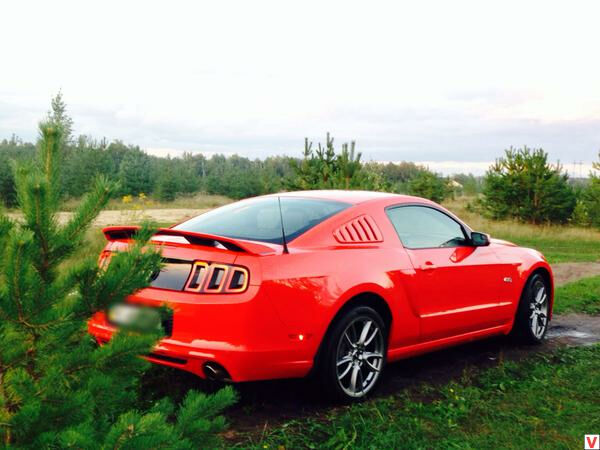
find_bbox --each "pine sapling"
[0,121,236,449]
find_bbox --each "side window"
[386,206,468,249]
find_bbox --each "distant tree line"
[2,94,598,227]
[0,95,466,207]
[0,132,465,204]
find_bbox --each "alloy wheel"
[529,281,549,339]
[335,316,384,398]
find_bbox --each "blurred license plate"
[108,304,162,331]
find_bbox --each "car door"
[386,205,511,341]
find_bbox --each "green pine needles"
[288,132,385,191]
[0,123,236,448]
[482,146,577,224]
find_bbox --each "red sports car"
[88,190,553,401]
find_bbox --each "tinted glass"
[150,259,192,290]
[386,206,468,249]
[174,197,350,244]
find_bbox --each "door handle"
[420,261,437,271]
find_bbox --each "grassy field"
[443,197,600,263]
[244,345,600,449]
[554,276,600,315]
[60,192,231,212]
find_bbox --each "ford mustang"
[88,190,553,401]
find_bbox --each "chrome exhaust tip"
[203,362,231,382]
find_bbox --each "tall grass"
[443,197,600,263]
[60,192,231,211]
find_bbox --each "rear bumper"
[87,286,316,382]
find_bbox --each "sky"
[1,1,599,176]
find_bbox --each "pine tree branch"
[31,185,52,282]
[64,342,151,377]
[60,177,115,244]
[10,237,27,324]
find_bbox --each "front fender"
[518,259,554,318]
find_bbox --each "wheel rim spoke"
[357,365,364,394]
[344,332,355,348]
[364,358,381,372]
[364,327,379,346]
[358,320,372,345]
[338,361,353,379]
[363,351,383,360]
[535,288,545,304]
[350,364,360,393]
[337,356,352,367]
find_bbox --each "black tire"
[510,273,550,344]
[316,306,387,402]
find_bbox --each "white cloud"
[1,0,599,167]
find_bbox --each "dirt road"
[6,208,208,228]
[552,262,600,285]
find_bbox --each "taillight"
[98,251,113,270]
[184,261,249,293]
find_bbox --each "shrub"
[580,152,600,227]
[570,200,590,227]
[408,171,452,203]
[118,148,153,196]
[482,146,576,224]
[288,133,384,191]
[0,153,17,207]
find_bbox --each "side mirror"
[470,231,490,247]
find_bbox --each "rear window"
[174,197,350,244]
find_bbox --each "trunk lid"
[103,226,276,291]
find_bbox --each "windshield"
[174,196,351,244]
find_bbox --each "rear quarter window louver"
[333,215,383,243]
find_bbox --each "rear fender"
[328,278,420,351]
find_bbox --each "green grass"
[245,345,600,449]
[501,235,600,263]
[554,276,600,315]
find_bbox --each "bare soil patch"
[552,261,600,286]
[88,209,208,227]
[8,209,208,228]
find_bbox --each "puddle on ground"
[547,327,594,340]
[547,315,600,346]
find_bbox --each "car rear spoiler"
[102,226,280,255]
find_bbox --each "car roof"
[267,190,428,205]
